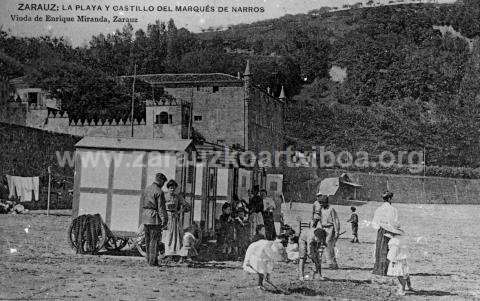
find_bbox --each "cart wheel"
[105,237,128,251]
[135,233,146,257]
[67,216,107,254]
[67,221,78,250]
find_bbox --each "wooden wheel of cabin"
[105,237,129,251]
[67,215,108,254]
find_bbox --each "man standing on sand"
[316,195,340,269]
[141,173,168,266]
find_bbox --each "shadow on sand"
[409,289,456,297]
[182,261,239,270]
[327,278,372,284]
[410,272,453,277]
[266,286,324,296]
[337,266,372,271]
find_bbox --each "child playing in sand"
[243,236,287,290]
[179,226,199,262]
[384,223,413,296]
[347,207,359,243]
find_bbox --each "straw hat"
[382,222,404,235]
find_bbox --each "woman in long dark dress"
[371,191,399,276]
[248,185,264,241]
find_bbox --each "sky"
[0,0,456,46]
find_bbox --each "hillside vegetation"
[2,1,480,169]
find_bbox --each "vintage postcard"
[0,0,478,300]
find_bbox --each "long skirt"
[248,212,264,241]
[162,212,183,256]
[372,227,390,275]
[262,211,276,240]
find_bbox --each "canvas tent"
[316,173,364,205]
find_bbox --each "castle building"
[1,62,284,157]
[0,62,286,234]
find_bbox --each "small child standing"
[346,206,359,243]
[234,208,250,259]
[179,226,199,262]
[384,223,413,296]
[218,203,235,257]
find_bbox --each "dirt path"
[1,205,478,300]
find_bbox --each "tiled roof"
[121,73,243,86]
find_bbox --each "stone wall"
[283,168,480,204]
[165,86,246,147]
[0,103,27,126]
[247,86,285,176]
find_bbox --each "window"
[194,115,202,121]
[196,86,200,91]
[269,181,278,192]
[187,165,194,184]
[241,175,247,188]
[27,92,38,105]
[155,111,169,124]
[169,114,173,124]
[212,86,219,93]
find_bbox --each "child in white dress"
[243,238,287,289]
[286,236,299,263]
[384,223,413,295]
[179,227,199,262]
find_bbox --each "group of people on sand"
[141,173,198,266]
[243,190,412,296]
[217,185,277,259]
[140,173,412,295]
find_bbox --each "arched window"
[156,111,169,124]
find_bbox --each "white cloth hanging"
[21,177,33,202]
[6,175,16,198]
[32,177,39,201]
[5,175,40,201]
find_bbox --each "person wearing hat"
[141,173,168,266]
[371,191,399,277]
[298,227,327,280]
[383,223,412,295]
[315,196,340,269]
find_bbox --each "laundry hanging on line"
[6,175,40,201]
